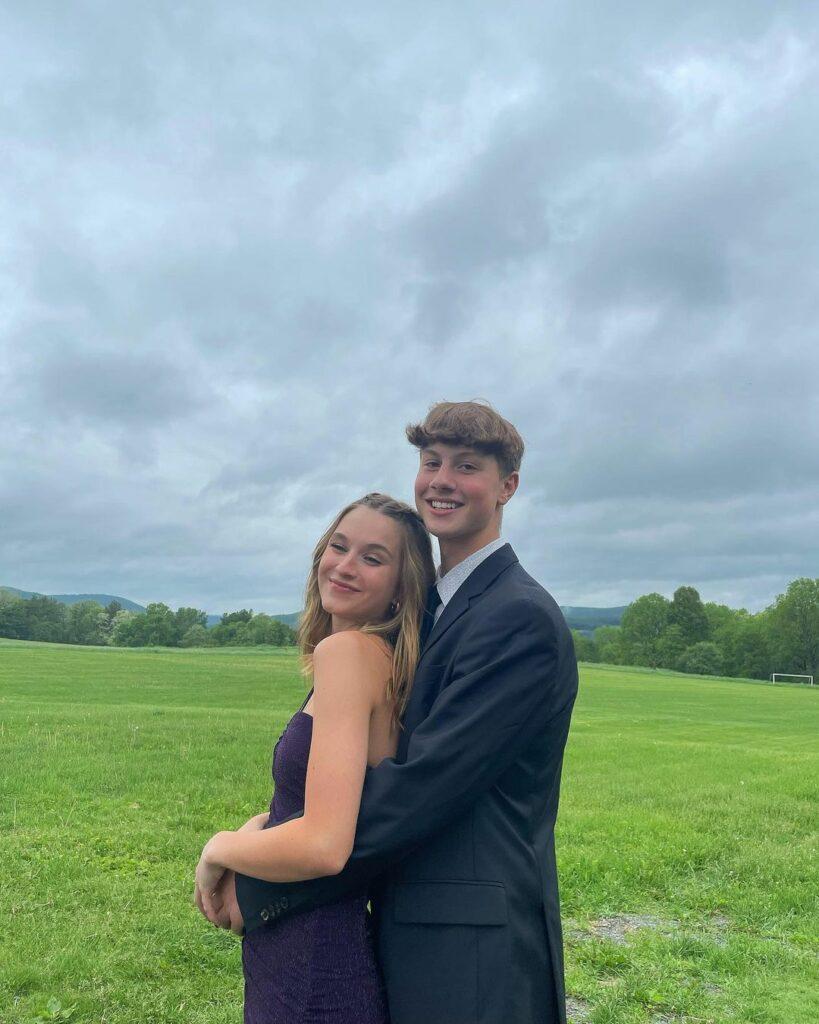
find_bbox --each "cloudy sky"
[2,2,817,616]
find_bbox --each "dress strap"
[298,687,314,712]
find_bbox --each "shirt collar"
[434,536,507,610]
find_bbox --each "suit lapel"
[418,543,518,665]
[397,545,516,758]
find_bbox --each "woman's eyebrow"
[331,533,392,557]
[365,544,393,557]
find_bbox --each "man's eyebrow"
[330,532,393,557]
[421,448,483,460]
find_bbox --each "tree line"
[0,595,297,649]
[3,579,817,677]
[572,578,819,680]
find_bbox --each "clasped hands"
[194,811,269,935]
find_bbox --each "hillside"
[561,605,626,633]
[2,585,298,630]
[2,584,622,635]
[205,611,299,628]
[0,586,145,613]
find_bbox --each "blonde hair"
[297,493,435,727]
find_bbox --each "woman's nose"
[336,551,357,575]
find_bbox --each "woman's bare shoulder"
[314,629,390,661]
[312,631,392,699]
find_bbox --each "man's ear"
[499,471,519,505]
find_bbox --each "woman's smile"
[329,578,360,593]
[316,505,403,630]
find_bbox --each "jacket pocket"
[392,880,507,926]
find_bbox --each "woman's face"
[317,506,402,630]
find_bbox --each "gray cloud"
[24,347,209,426]
[1,2,817,616]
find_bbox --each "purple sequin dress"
[242,692,390,1024]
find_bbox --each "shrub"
[677,641,723,676]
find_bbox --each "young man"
[214,400,578,1024]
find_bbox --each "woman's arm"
[199,631,389,885]
[194,812,268,910]
[233,596,578,933]
[237,812,271,832]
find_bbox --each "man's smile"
[426,498,463,515]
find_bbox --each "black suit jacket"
[236,544,578,1024]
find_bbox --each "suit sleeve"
[236,597,576,931]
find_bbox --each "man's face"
[413,443,518,543]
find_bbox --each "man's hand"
[194,813,264,933]
[238,811,270,833]
[195,833,228,904]
[195,869,244,935]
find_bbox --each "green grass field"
[1,640,816,1023]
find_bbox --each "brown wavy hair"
[406,399,524,476]
[297,493,435,727]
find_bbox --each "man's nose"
[430,465,456,490]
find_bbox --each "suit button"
[260,909,269,922]
[281,897,289,909]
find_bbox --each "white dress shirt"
[432,536,507,623]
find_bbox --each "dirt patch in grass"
[567,911,733,947]
[564,915,731,1023]
[706,914,730,946]
[586,913,680,944]
[565,995,592,1022]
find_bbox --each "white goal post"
[771,673,814,686]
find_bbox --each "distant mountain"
[267,611,301,628]
[0,586,145,612]
[2,586,303,629]
[561,605,626,634]
[51,593,147,612]
[1,586,36,600]
[204,608,615,633]
[205,611,301,629]
[3,583,619,636]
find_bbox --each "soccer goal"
[771,673,814,686]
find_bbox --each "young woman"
[195,492,435,1024]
